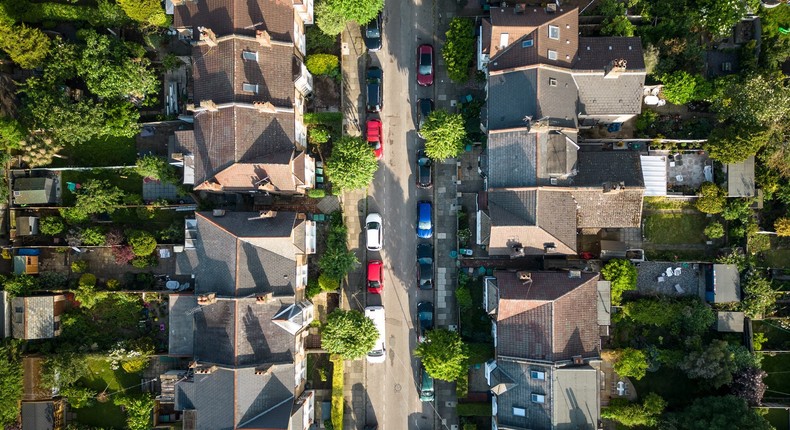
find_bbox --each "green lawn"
[73,357,142,429]
[761,408,790,430]
[753,321,790,351]
[52,135,137,168]
[643,197,695,210]
[631,367,710,408]
[643,213,708,244]
[763,250,790,269]
[761,353,790,398]
[61,169,143,206]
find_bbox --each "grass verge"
[643,212,708,244]
[330,354,344,430]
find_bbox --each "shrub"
[112,246,136,265]
[135,155,177,183]
[3,274,39,297]
[661,71,712,105]
[104,229,124,246]
[81,226,105,246]
[122,358,150,373]
[614,348,649,380]
[443,17,475,83]
[62,386,96,408]
[131,254,157,269]
[775,217,790,236]
[71,260,88,274]
[39,216,65,236]
[79,273,97,288]
[307,189,326,198]
[456,402,492,417]
[306,278,321,298]
[704,222,725,239]
[106,279,121,290]
[306,54,339,76]
[306,25,337,54]
[601,259,637,306]
[696,182,726,214]
[456,285,472,310]
[318,273,340,292]
[128,230,157,256]
[308,126,331,145]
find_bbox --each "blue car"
[417,201,432,238]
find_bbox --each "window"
[531,370,546,380]
[522,39,534,48]
[513,407,526,417]
[14,307,23,313]
[548,25,560,40]
[242,83,259,94]
[549,78,557,87]
[531,393,546,403]
[499,33,509,48]
[242,50,258,61]
[547,50,557,60]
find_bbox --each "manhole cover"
[394,384,402,392]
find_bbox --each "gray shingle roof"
[11,296,55,339]
[574,37,645,71]
[572,151,644,187]
[574,73,645,116]
[727,156,755,197]
[174,0,295,41]
[488,70,538,130]
[21,401,56,430]
[494,360,552,429]
[12,178,56,205]
[712,264,741,303]
[168,294,197,356]
[487,130,537,188]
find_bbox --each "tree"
[128,230,157,257]
[614,348,649,380]
[0,341,23,427]
[3,274,39,297]
[698,0,748,37]
[622,297,715,337]
[598,0,635,37]
[422,110,466,161]
[731,367,767,406]
[712,73,790,130]
[722,198,754,222]
[665,395,772,430]
[318,246,358,280]
[320,0,383,28]
[695,182,727,214]
[0,24,51,69]
[443,18,475,83]
[677,339,736,388]
[135,155,177,183]
[321,309,379,360]
[660,71,711,105]
[601,259,637,305]
[741,275,776,319]
[325,136,378,191]
[601,392,666,427]
[61,386,97,408]
[704,221,725,239]
[60,180,124,223]
[315,2,346,36]
[116,0,168,27]
[306,54,340,76]
[114,395,154,430]
[415,329,469,382]
[40,216,65,236]
[41,353,89,390]
[775,217,790,236]
[704,124,769,164]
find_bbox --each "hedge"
[457,402,492,417]
[330,354,344,430]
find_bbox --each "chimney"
[604,58,627,79]
[197,293,217,305]
[256,30,272,48]
[255,292,273,304]
[212,209,226,217]
[254,101,277,113]
[200,100,219,112]
[186,103,197,112]
[254,364,274,376]
[573,355,584,365]
[544,243,557,253]
[194,365,218,374]
[259,210,277,219]
[197,26,218,47]
[516,271,532,283]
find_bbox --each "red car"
[417,44,434,86]
[366,118,383,160]
[367,260,384,294]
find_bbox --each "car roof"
[419,202,431,217]
[366,213,382,223]
[367,67,383,79]
[367,260,382,281]
[417,301,433,313]
[419,98,433,112]
[417,243,433,259]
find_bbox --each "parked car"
[416,243,433,290]
[363,13,382,51]
[366,67,383,112]
[416,98,434,138]
[417,201,432,238]
[365,306,386,363]
[366,213,383,251]
[367,260,384,294]
[419,366,435,402]
[416,301,434,342]
[417,150,432,188]
[416,44,434,86]
[366,118,383,160]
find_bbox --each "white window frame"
[242,50,258,61]
[242,83,259,94]
[499,33,509,48]
[548,25,560,40]
[547,50,558,60]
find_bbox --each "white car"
[366,213,383,251]
[365,306,386,363]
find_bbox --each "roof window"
[549,78,557,87]
[513,407,526,417]
[531,393,546,404]
[522,39,534,48]
[548,25,559,40]
[242,50,259,62]
[531,370,546,380]
[242,83,259,94]
[499,33,509,48]
[547,50,557,60]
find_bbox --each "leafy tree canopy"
[775,217,790,236]
[60,179,125,223]
[315,2,346,36]
[731,367,767,406]
[704,124,770,164]
[422,110,467,161]
[0,23,50,69]
[698,0,748,37]
[660,71,712,105]
[676,339,736,388]
[2,274,39,297]
[712,73,790,130]
[704,221,725,239]
[322,0,383,26]
[614,348,649,380]
[443,17,475,83]
[621,297,715,337]
[321,309,379,360]
[695,181,727,214]
[128,230,157,257]
[665,395,773,430]
[0,340,23,427]
[415,329,469,382]
[598,0,635,37]
[601,259,637,305]
[741,275,776,319]
[116,0,168,27]
[325,136,378,191]
[135,155,177,183]
[602,392,666,427]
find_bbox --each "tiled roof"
[494,360,552,429]
[487,129,537,188]
[534,69,578,128]
[574,73,645,116]
[176,211,300,297]
[487,69,578,132]
[495,270,600,361]
[572,151,644,187]
[174,0,296,41]
[11,296,55,339]
[573,188,644,228]
[193,37,296,106]
[536,189,578,249]
[211,155,299,192]
[574,37,645,71]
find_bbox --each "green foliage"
[75,281,107,310]
[320,0,383,29]
[318,273,340,292]
[456,285,472,310]
[456,402,491,417]
[79,273,97,288]
[602,392,667,427]
[308,126,331,145]
[81,226,106,246]
[712,73,790,130]
[695,182,727,214]
[106,279,121,290]
[62,386,96,408]
[306,54,339,77]
[135,155,177,183]
[0,0,128,26]
[321,309,379,360]
[698,0,747,37]
[0,117,26,150]
[753,332,767,351]
[307,189,326,198]
[71,260,88,274]
[422,110,467,161]
[0,341,23,427]
[443,18,475,83]
[635,110,658,133]
[621,297,715,337]
[127,230,157,257]
[598,0,635,37]
[722,198,754,222]
[3,274,39,297]
[704,125,769,164]
[41,352,89,390]
[330,355,343,430]
[742,275,776,319]
[40,216,65,236]
[601,259,637,306]
[415,329,469,382]
[665,395,773,430]
[315,2,346,36]
[661,71,712,105]
[116,0,168,27]
[306,278,321,298]
[60,180,125,223]
[614,348,649,380]
[318,243,357,280]
[130,254,157,268]
[306,25,337,54]
[775,217,790,236]
[114,395,154,430]
[677,339,736,388]
[704,221,725,239]
[0,23,51,69]
[325,136,378,191]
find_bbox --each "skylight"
[242,50,259,61]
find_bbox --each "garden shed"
[12,177,56,205]
[726,156,755,197]
[716,311,745,333]
[707,264,741,304]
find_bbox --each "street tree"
[0,24,51,69]
[321,0,383,28]
[665,395,773,430]
[422,110,466,161]
[116,0,168,27]
[601,392,666,427]
[315,2,346,36]
[325,136,378,191]
[443,18,475,83]
[321,309,379,360]
[415,329,469,382]
[601,259,637,305]
[614,348,649,380]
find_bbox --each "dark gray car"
[363,14,382,51]
[366,67,383,113]
[417,243,433,290]
[416,301,434,342]
[417,150,432,188]
[416,98,433,138]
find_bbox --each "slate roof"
[174,0,296,41]
[727,156,755,197]
[11,296,56,340]
[12,178,56,205]
[574,37,646,71]
[175,365,295,430]
[487,129,537,188]
[487,69,578,131]
[717,311,745,332]
[572,151,644,187]
[495,270,600,361]
[169,295,197,356]
[21,401,57,430]
[192,37,296,106]
[712,264,741,303]
[176,211,301,297]
[574,73,645,116]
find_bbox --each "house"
[726,156,756,197]
[169,210,316,429]
[11,295,66,340]
[13,178,56,206]
[170,0,315,195]
[484,270,604,430]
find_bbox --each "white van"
[365,306,386,364]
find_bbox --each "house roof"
[176,211,301,298]
[717,311,745,332]
[493,360,552,429]
[13,178,56,205]
[169,294,197,356]
[574,37,645,71]
[572,188,644,228]
[192,37,296,107]
[495,270,600,361]
[174,0,296,41]
[552,366,599,428]
[11,296,56,340]
[712,264,741,303]
[487,69,578,131]
[573,73,645,116]
[727,156,755,197]
[21,401,57,430]
[572,151,644,188]
[175,365,295,430]
[486,129,578,188]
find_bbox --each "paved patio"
[651,150,712,190]
[635,261,706,299]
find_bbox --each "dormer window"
[522,39,534,48]
[548,25,559,40]
[242,50,259,62]
[547,50,557,60]
[242,83,259,94]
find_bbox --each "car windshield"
[367,222,380,230]
[419,55,431,74]
[369,280,380,288]
[366,26,380,38]
[368,350,384,357]
[419,220,431,229]
[419,312,432,324]
[371,142,381,150]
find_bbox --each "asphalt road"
[364,0,438,428]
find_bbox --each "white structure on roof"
[640,155,668,196]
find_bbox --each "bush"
[81,226,106,246]
[39,216,65,236]
[704,222,725,239]
[614,348,649,380]
[318,273,340,292]
[696,182,727,214]
[79,273,97,288]
[456,285,472,310]
[106,279,121,290]
[112,246,136,265]
[306,25,337,54]
[71,260,88,274]
[443,18,475,83]
[104,229,124,246]
[131,254,158,269]
[308,126,331,145]
[62,386,96,409]
[601,259,637,306]
[121,357,150,373]
[3,274,39,297]
[307,189,326,198]
[128,230,157,256]
[135,155,177,183]
[661,71,712,105]
[306,54,339,76]
[775,217,790,236]
[306,278,321,298]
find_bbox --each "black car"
[366,67,383,113]
[416,301,434,342]
[363,14,382,51]
[417,150,432,188]
[416,98,433,138]
[417,243,434,290]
